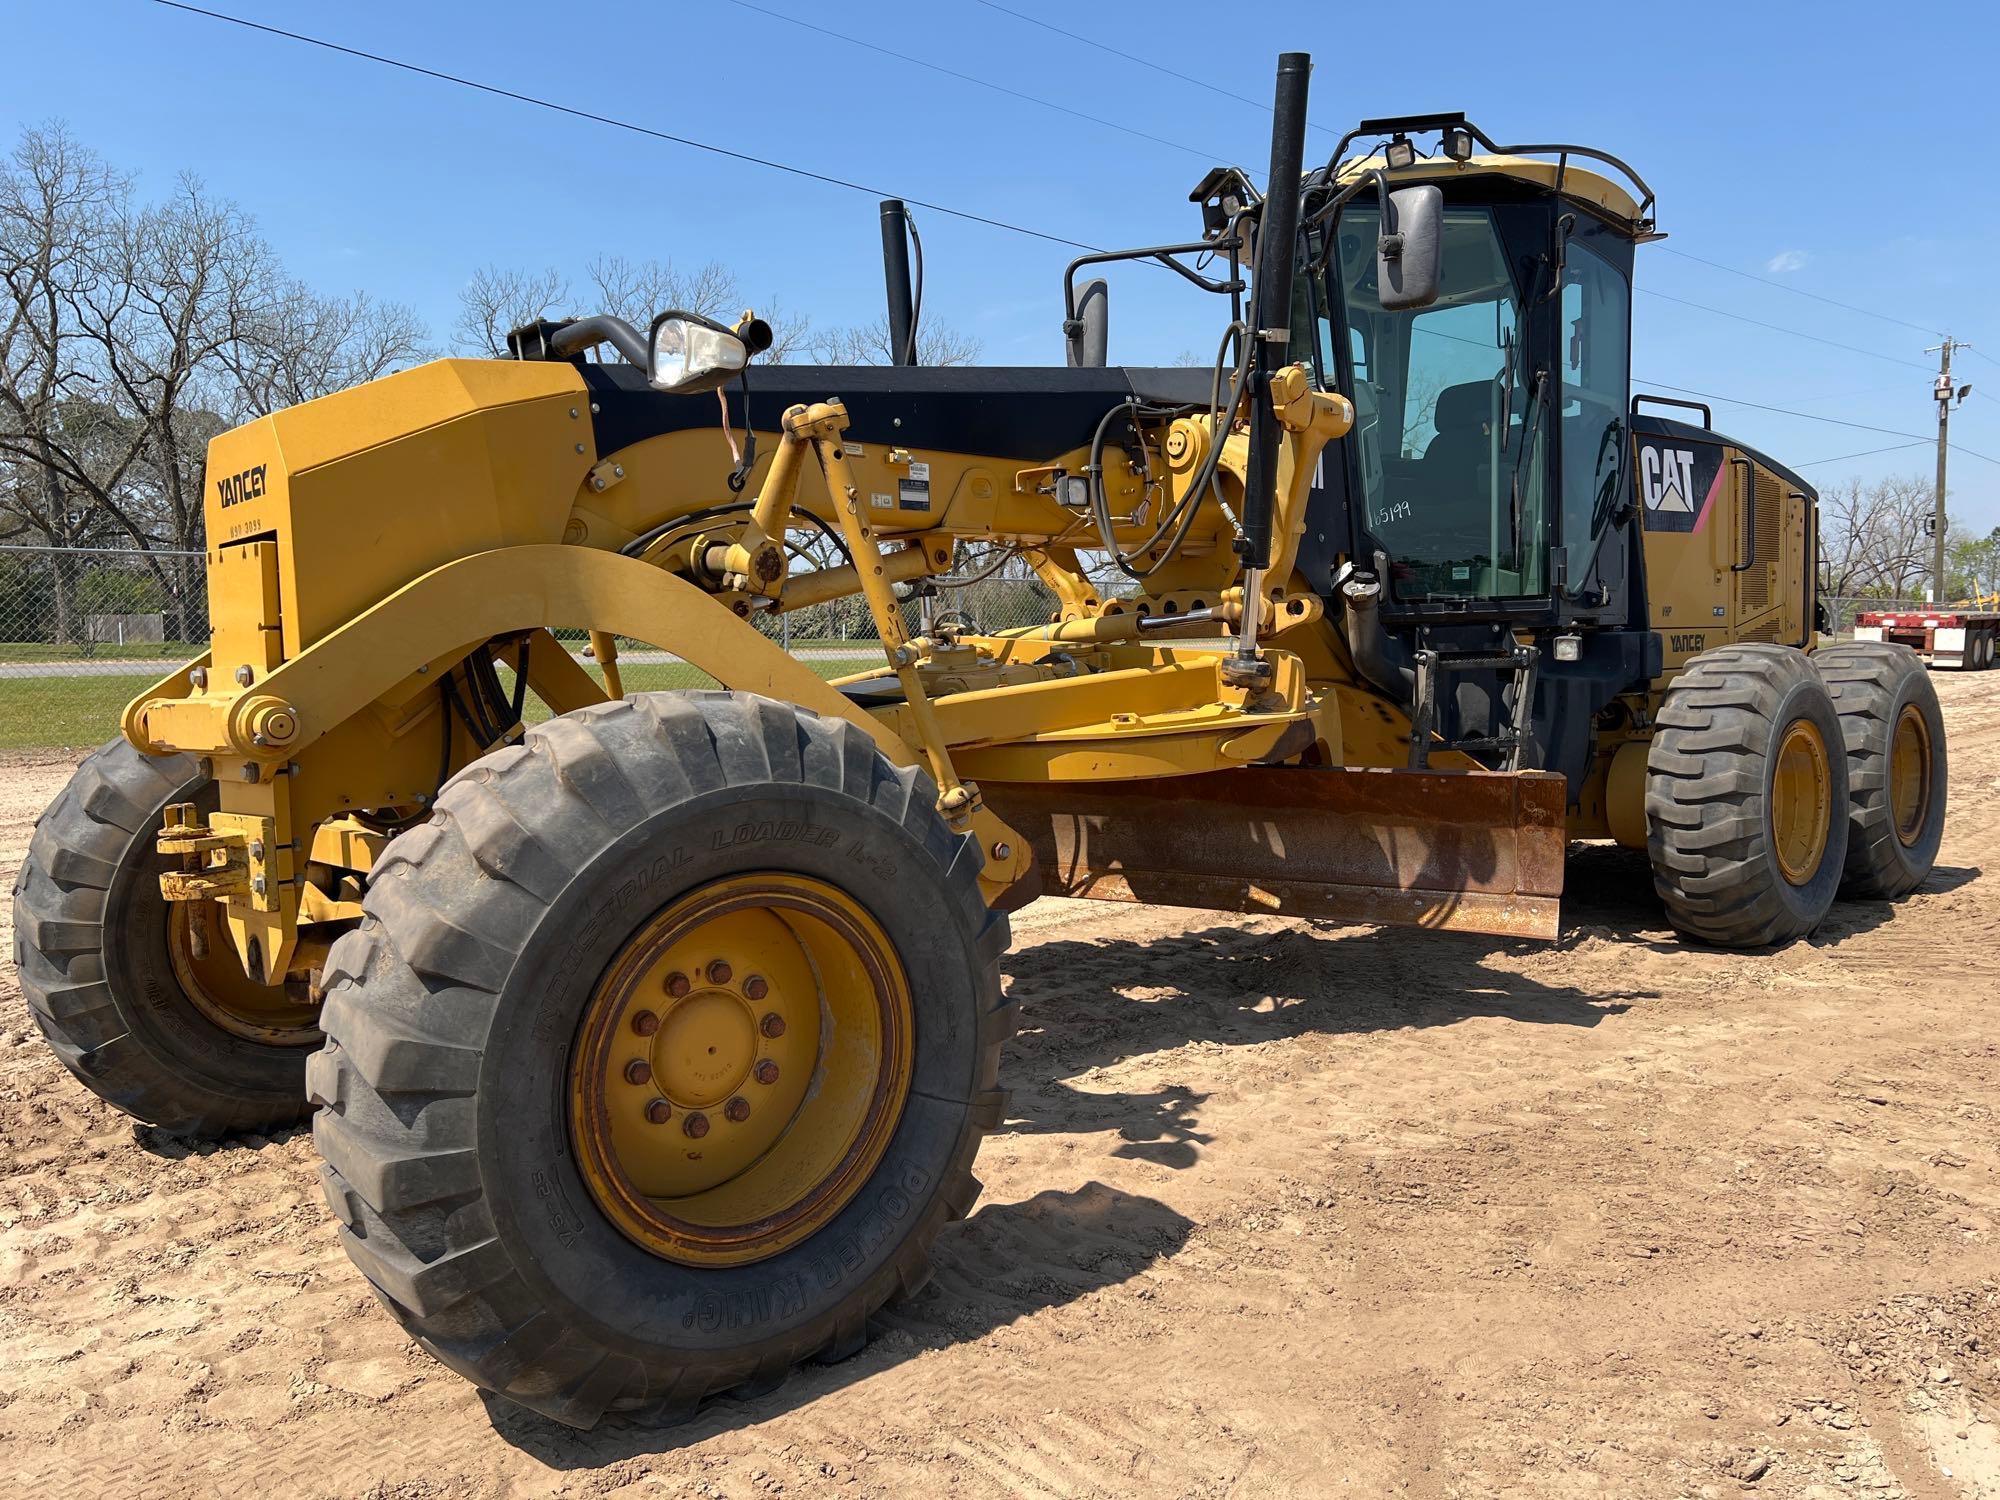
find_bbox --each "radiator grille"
[1739,470,1784,615]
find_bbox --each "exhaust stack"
[879,198,917,366]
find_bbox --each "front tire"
[1645,645,1850,947]
[1815,642,1946,897]
[12,738,319,1135]
[309,692,1013,1429]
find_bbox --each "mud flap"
[980,766,1567,940]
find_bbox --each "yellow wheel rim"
[569,873,914,1268]
[1889,704,1932,848]
[1771,718,1833,886]
[169,900,321,1045]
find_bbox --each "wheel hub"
[1889,703,1932,847]
[653,990,758,1107]
[569,873,912,1266]
[169,900,321,1045]
[1771,718,1832,886]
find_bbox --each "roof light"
[1384,136,1417,171]
[1441,127,1474,162]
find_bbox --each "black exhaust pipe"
[1238,52,1311,575]
[1223,51,1311,688]
[880,198,917,366]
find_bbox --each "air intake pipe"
[1339,567,1415,705]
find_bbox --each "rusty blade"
[980,766,1567,940]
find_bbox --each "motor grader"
[16,53,1946,1428]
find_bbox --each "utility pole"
[1928,336,1971,602]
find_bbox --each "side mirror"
[647,312,748,394]
[1377,184,1444,311]
[1065,278,1109,368]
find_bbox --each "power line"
[1636,378,1929,439]
[969,0,1339,137]
[1636,288,1933,371]
[116,5,2000,467]
[1637,374,2000,469]
[726,0,1222,165]
[1792,441,1930,468]
[1655,246,1947,339]
[151,2,1108,254]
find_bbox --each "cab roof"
[1333,153,1649,237]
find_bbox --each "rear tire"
[309,692,1013,1429]
[1815,642,1946,898]
[1645,645,1849,947]
[12,738,317,1135]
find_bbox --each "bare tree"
[805,316,980,367]
[0,125,142,638]
[586,254,737,327]
[2,125,435,640]
[229,283,428,414]
[454,264,570,356]
[461,254,816,363]
[62,171,287,636]
[1817,473,1936,602]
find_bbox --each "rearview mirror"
[647,313,748,394]
[1377,184,1444,311]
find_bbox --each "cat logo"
[1631,438,1718,535]
[1639,446,1696,514]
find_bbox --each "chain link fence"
[0,546,1069,752]
[0,544,1926,754]
[0,547,212,752]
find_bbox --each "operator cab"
[1299,132,1655,636]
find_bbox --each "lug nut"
[624,1059,652,1086]
[630,1009,660,1036]
[664,971,690,998]
[707,959,732,986]
[684,1111,710,1139]
[743,974,769,1001]
[754,1059,780,1086]
[760,1012,786,1039]
[646,1099,672,1125]
[724,1096,751,1123]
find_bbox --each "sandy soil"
[1,677,1997,1499]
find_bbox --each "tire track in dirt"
[1,674,1996,1497]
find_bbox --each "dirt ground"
[1,677,1997,1499]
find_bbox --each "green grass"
[0,658,885,752]
[0,640,207,664]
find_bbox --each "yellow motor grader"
[16,53,1945,1427]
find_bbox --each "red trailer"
[1853,607,2000,669]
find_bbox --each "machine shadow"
[996,912,1654,1164]
[1561,840,1984,951]
[133,1120,311,1159]
[478,1180,1191,1464]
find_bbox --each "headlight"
[647,314,748,395]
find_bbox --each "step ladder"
[1408,643,1541,771]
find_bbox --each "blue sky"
[11,0,1999,530]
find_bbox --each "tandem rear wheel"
[1645,644,1850,947]
[308,692,1014,1429]
[1643,641,1946,946]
